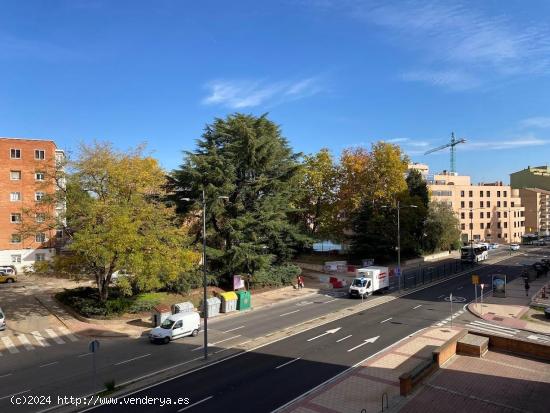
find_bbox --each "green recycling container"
[236,290,251,311]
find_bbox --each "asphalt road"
[82,248,548,413]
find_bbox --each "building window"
[504,201,507,207]
[480,201,484,208]
[511,201,515,207]
[460,212,465,219]
[469,190,473,197]
[497,212,501,218]
[504,222,508,228]
[504,211,508,218]
[35,253,46,262]
[486,191,490,197]
[487,222,491,228]
[35,232,46,243]
[10,148,21,159]
[469,212,473,219]
[487,212,491,218]
[11,254,21,263]
[10,192,21,201]
[35,149,45,160]
[480,191,483,197]
[497,233,501,238]
[10,170,21,180]
[460,191,465,197]
[461,223,465,230]
[497,222,501,229]
[504,191,507,197]
[497,191,501,197]
[11,234,21,243]
[469,201,473,208]
[35,192,45,201]
[480,212,484,218]
[35,172,45,181]
[487,201,491,207]
[10,213,22,223]
[504,233,508,238]
[497,201,501,207]
[36,213,46,223]
[480,223,484,229]
[460,201,465,208]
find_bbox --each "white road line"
[177,396,213,412]
[526,334,550,343]
[30,331,50,347]
[380,317,392,323]
[191,346,206,352]
[78,353,92,358]
[0,373,13,379]
[236,340,252,347]
[222,325,245,333]
[279,310,300,317]
[17,334,35,351]
[57,326,79,342]
[336,335,352,343]
[412,305,422,309]
[467,325,515,337]
[275,357,301,370]
[214,348,231,354]
[211,335,241,346]
[45,329,65,345]
[39,361,59,368]
[1,336,19,354]
[115,353,151,366]
[323,299,338,304]
[469,320,520,333]
[0,389,30,401]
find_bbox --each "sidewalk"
[278,327,463,413]
[468,274,550,335]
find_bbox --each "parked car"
[510,243,520,251]
[0,265,16,275]
[0,269,17,283]
[489,243,499,249]
[0,307,5,331]
[149,312,200,344]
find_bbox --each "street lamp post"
[383,200,417,292]
[182,191,228,361]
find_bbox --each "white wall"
[0,248,55,272]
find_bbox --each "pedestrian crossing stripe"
[466,320,519,337]
[0,327,78,355]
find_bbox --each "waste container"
[172,301,194,314]
[236,290,251,311]
[219,291,238,313]
[151,304,171,327]
[205,297,221,318]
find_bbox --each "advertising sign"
[492,274,507,298]
[233,275,245,290]
[472,275,480,285]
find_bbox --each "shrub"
[251,264,301,288]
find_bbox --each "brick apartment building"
[409,166,526,244]
[0,137,65,270]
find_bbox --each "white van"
[149,312,200,344]
[0,307,5,331]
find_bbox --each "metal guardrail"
[401,259,473,290]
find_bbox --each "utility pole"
[201,189,208,361]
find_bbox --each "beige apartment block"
[428,171,525,244]
[518,188,550,236]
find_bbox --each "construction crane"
[424,132,466,173]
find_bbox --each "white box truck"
[348,266,389,298]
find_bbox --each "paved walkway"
[468,275,550,335]
[280,327,462,413]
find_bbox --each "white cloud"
[462,136,548,150]
[520,117,550,129]
[305,1,550,90]
[202,77,323,109]
[385,137,409,143]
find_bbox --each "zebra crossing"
[0,326,78,356]
[465,320,520,337]
[432,309,465,327]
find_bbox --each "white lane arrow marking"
[307,328,342,342]
[347,336,380,352]
[527,334,550,343]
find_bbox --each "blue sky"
[1,0,550,183]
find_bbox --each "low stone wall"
[470,332,550,361]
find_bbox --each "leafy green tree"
[423,201,461,252]
[296,148,339,239]
[52,143,199,301]
[170,113,309,283]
